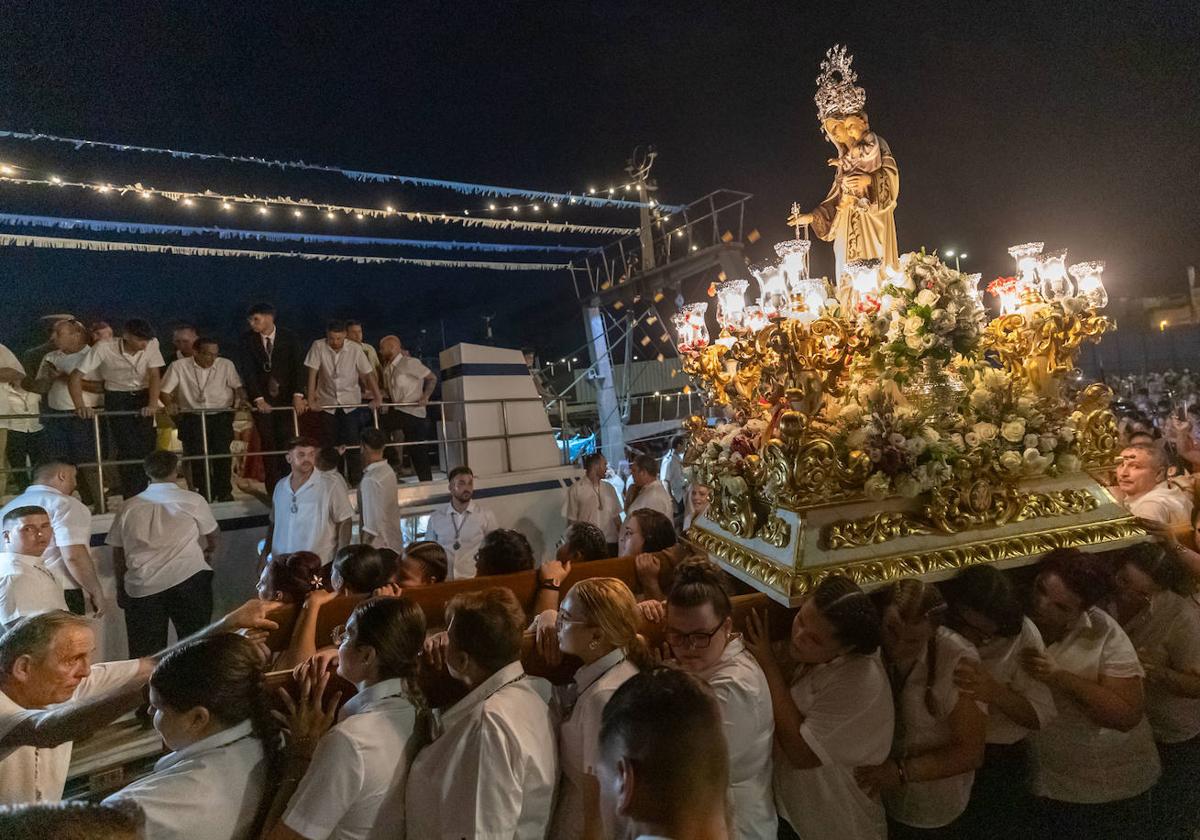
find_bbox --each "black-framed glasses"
[949,607,996,646]
[665,624,725,650]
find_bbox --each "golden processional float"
[678,46,1142,605]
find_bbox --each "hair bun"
[673,557,725,588]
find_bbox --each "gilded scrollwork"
[759,514,792,548]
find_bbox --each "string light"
[326,211,335,219]
[49,175,62,184]
[182,198,193,206]
[292,209,302,218]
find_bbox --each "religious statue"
[788,45,900,279]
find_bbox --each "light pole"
[944,248,968,272]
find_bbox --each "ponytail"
[570,578,654,671]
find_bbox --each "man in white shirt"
[0,461,105,618]
[170,323,197,362]
[69,319,165,498]
[107,451,220,658]
[659,434,687,517]
[0,600,279,806]
[160,337,247,502]
[626,454,675,521]
[34,320,103,508]
[345,320,381,380]
[379,335,437,482]
[0,506,67,626]
[595,668,731,840]
[305,320,382,484]
[406,588,557,840]
[261,436,354,567]
[566,452,622,555]
[0,343,42,495]
[425,466,498,581]
[357,428,403,552]
[1113,443,1193,528]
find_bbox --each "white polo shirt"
[104,719,268,840]
[550,648,639,838]
[0,552,69,625]
[282,678,417,840]
[0,345,40,434]
[270,471,354,564]
[383,355,433,418]
[304,340,373,413]
[77,337,165,392]
[697,636,777,840]
[976,617,1058,745]
[1124,482,1193,529]
[425,500,498,581]
[358,460,403,552]
[774,652,894,840]
[566,478,623,543]
[405,662,557,840]
[105,482,218,598]
[0,659,144,805]
[627,480,674,521]
[659,452,685,503]
[883,627,982,829]
[0,486,92,591]
[1109,591,1200,744]
[1029,607,1161,803]
[160,357,242,410]
[40,349,102,411]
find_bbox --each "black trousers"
[1154,734,1200,838]
[1034,788,1154,840]
[104,390,155,497]
[956,740,1033,839]
[252,404,297,489]
[314,407,370,483]
[394,410,433,481]
[42,411,102,506]
[176,411,234,500]
[4,429,43,492]
[123,569,214,659]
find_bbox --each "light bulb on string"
[221,202,232,211]
[326,211,335,220]
[532,204,541,212]
[488,203,497,211]
[50,175,62,184]
[293,209,302,218]
[182,198,193,206]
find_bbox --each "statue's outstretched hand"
[787,209,814,227]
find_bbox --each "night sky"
[1,1,1197,362]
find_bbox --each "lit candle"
[1068,260,1107,309]
[1035,248,1072,301]
[716,279,749,332]
[1007,242,1044,284]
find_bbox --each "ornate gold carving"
[761,410,871,509]
[1074,383,1120,469]
[981,308,1114,399]
[821,487,1101,550]
[760,514,792,548]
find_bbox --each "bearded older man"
[1114,443,1193,528]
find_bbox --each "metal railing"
[0,396,571,513]
[565,389,699,426]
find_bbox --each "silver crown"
[814,45,867,122]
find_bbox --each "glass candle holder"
[716,279,749,332]
[1036,248,1072,301]
[682,302,710,349]
[775,238,812,289]
[753,264,789,319]
[1069,260,1107,309]
[1007,242,1044,284]
[743,304,768,332]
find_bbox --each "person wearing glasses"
[664,558,777,840]
[0,506,66,625]
[1104,542,1200,837]
[260,597,427,840]
[943,565,1056,839]
[260,437,354,570]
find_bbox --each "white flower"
[888,433,907,447]
[1001,419,1027,443]
[920,334,937,350]
[972,422,999,442]
[903,314,925,335]
[896,476,922,498]
[846,428,869,448]
[922,427,941,443]
[864,472,891,500]
[1056,453,1081,473]
[1039,434,1058,453]
[915,289,939,307]
[999,450,1023,472]
[948,432,965,449]
[1024,433,1040,449]
[1023,448,1053,473]
[905,334,924,350]
[905,436,928,456]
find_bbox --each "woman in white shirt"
[665,559,777,840]
[544,577,646,839]
[1104,542,1200,837]
[743,573,894,840]
[944,565,1056,839]
[855,578,986,839]
[262,596,427,840]
[103,634,272,840]
[1025,548,1160,839]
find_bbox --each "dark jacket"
[237,326,306,406]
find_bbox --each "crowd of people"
[1,308,1200,838]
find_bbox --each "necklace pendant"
[453,541,461,551]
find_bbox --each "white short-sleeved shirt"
[270,471,354,564]
[160,357,242,410]
[774,652,894,840]
[0,552,69,625]
[658,452,685,503]
[550,649,639,839]
[77,337,165,392]
[976,617,1058,745]
[0,345,40,433]
[425,501,498,581]
[282,678,417,840]
[383,356,433,418]
[104,719,267,840]
[0,486,92,591]
[405,662,558,840]
[40,349,103,410]
[358,461,403,553]
[696,636,777,840]
[1110,591,1200,744]
[884,627,982,829]
[565,479,622,544]
[305,340,373,414]
[1029,606,1162,803]
[0,659,144,805]
[627,480,674,521]
[1125,483,1193,529]
[106,482,218,598]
